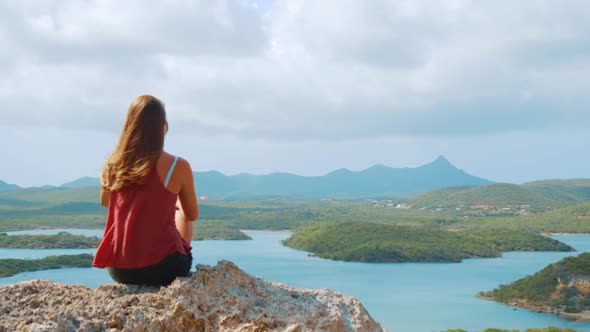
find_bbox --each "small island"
[0,254,93,277]
[193,222,252,241]
[479,253,590,321]
[283,222,574,263]
[0,232,100,249]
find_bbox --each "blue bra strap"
[164,156,178,187]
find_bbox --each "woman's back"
[93,153,190,269]
[94,95,198,286]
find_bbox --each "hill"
[60,176,101,188]
[53,156,491,199]
[407,179,590,213]
[458,202,590,233]
[0,180,20,193]
[480,253,590,319]
[283,222,573,263]
[522,179,590,204]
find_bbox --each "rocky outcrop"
[557,273,590,287]
[0,260,386,332]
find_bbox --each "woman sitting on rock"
[93,95,199,286]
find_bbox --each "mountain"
[194,156,492,199]
[40,156,490,199]
[408,180,590,212]
[61,176,101,188]
[0,180,20,193]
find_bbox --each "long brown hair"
[101,95,168,191]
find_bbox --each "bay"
[1,229,589,332]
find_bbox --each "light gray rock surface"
[0,260,386,332]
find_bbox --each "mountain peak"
[366,163,390,171]
[0,180,20,192]
[61,177,101,189]
[430,155,453,167]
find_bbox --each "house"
[470,204,497,210]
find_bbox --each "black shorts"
[107,252,192,286]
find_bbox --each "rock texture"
[558,273,590,287]
[0,260,386,332]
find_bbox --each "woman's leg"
[175,207,193,244]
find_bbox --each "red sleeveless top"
[92,166,191,269]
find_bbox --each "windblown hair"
[101,95,168,191]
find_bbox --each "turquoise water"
[1,229,590,332]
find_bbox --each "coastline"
[240,229,292,233]
[478,296,590,322]
[542,232,586,236]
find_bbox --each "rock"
[0,260,386,332]
[557,273,590,287]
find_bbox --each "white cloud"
[0,0,589,139]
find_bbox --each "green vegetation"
[193,222,251,240]
[0,187,258,240]
[0,232,99,248]
[523,179,590,204]
[1,182,590,245]
[283,222,573,263]
[408,179,590,214]
[458,203,590,233]
[0,254,93,277]
[444,328,578,332]
[480,253,590,312]
[0,187,443,238]
[410,183,558,211]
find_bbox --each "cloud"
[0,0,589,139]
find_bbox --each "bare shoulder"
[175,157,193,175]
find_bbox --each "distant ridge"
[5,156,492,199]
[61,176,101,189]
[0,180,20,193]
[194,155,491,199]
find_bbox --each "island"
[0,232,100,248]
[0,254,93,277]
[193,222,251,240]
[479,253,590,321]
[283,221,574,263]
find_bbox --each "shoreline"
[240,229,292,233]
[478,296,590,322]
[542,232,587,236]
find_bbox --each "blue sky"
[0,0,589,187]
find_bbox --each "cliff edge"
[0,260,386,332]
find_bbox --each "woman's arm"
[100,187,110,208]
[177,158,199,222]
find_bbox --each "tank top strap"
[164,156,178,187]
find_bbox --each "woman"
[92,95,199,286]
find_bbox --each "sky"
[0,0,589,187]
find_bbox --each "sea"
[1,229,590,332]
